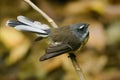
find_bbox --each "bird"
[6,15,89,61]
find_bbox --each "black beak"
[85,24,89,29]
[85,24,90,28]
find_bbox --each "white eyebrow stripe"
[79,25,84,29]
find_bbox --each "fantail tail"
[6,15,50,38]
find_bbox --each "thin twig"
[69,53,86,80]
[24,0,58,28]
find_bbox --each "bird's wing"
[40,42,73,61]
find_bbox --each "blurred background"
[0,0,120,80]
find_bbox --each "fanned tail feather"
[6,15,51,38]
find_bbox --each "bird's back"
[50,26,81,50]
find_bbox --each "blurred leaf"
[106,20,120,45]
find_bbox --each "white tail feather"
[6,15,51,38]
[15,25,47,34]
[33,21,50,30]
[17,16,50,30]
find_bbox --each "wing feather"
[40,43,72,61]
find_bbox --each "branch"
[24,0,58,28]
[69,53,86,80]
